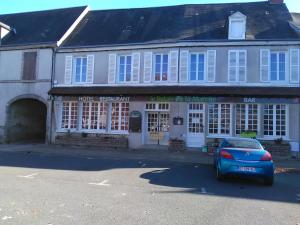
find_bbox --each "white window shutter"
[228,51,237,82]
[290,49,300,83]
[108,54,117,84]
[239,51,247,82]
[64,55,73,84]
[169,50,179,82]
[132,52,140,83]
[207,50,216,82]
[179,50,189,82]
[144,52,152,83]
[260,49,270,82]
[86,55,94,83]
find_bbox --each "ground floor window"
[81,102,108,130]
[61,101,78,129]
[236,104,259,135]
[208,104,231,135]
[263,104,287,137]
[60,101,128,133]
[111,102,129,132]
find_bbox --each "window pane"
[208,104,219,134]
[270,53,277,81]
[75,58,81,82]
[81,58,87,82]
[198,54,205,80]
[279,53,285,81]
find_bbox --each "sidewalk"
[0,144,213,165]
[0,144,299,170]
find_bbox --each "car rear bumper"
[219,159,274,178]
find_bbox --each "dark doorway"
[6,99,47,143]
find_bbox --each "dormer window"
[228,12,246,40]
[0,22,12,40]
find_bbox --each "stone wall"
[55,133,129,149]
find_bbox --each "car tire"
[264,176,274,186]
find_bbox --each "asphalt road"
[0,150,299,225]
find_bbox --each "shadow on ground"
[0,148,299,205]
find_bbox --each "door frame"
[186,103,206,148]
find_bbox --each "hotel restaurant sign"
[57,96,300,104]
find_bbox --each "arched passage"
[6,98,47,143]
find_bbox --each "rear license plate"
[238,167,256,172]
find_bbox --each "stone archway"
[5,97,47,143]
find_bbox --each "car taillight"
[261,152,272,161]
[220,149,234,159]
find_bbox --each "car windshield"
[222,139,262,150]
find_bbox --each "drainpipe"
[48,47,56,144]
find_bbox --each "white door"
[187,103,205,147]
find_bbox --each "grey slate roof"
[0,6,87,47]
[62,1,299,48]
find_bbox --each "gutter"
[0,42,57,51]
[57,40,300,53]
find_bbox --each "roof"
[49,86,300,98]
[62,1,299,47]
[0,6,87,47]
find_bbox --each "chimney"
[269,0,284,4]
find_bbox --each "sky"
[1,0,299,14]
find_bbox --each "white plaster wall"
[0,50,22,80]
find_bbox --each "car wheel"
[264,176,274,186]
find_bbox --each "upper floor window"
[190,53,205,81]
[74,56,87,83]
[154,54,168,81]
[228,50,247,82]
[118,55,132,82]
[22,51,37,80]
[270,52,286,81]
[228,12,246,40]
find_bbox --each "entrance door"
[187,103,205,147]
[146,112,170,145]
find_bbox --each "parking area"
[0,145,299,225]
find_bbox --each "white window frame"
[153,53,169,82]
[263,104,288,139]
[145,103,170,112]
[60,101,78,131]
[73,56,88,84]
[228,50,247,82]
[81,102,108,132]
[208,103,232,136]
[235,104,260,135]
[118,55,133,83]
[189,52,206,82]
[110,102,130,133]
[270,51,288,82]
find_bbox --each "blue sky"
[1,0,299,14]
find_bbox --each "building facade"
[0,6,88,143]
[49,0,300,153]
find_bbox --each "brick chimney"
[269,0,284,4]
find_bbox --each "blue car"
[214,138,274,185]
